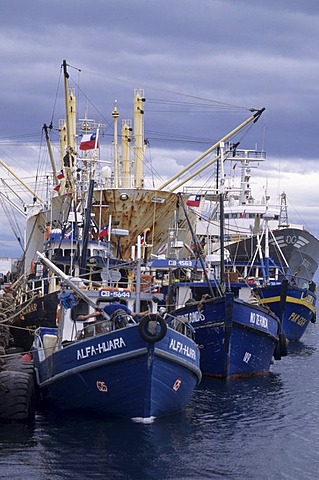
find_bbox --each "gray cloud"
[0,0,318,258]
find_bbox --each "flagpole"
[105,215,112,286]
[135,235,142,314]
[94,127,100,150]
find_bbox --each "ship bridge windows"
[92,249,106,258]
[63,248,91,258]
[224,213,252,219]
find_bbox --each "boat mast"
[121,119,132,188]
[79,179,95,276]
[263,188,272,283]
[112,101,120,188]
[167,144,237,193]
[0,159,45,205]
[159,108,265,191]
[133,89,146,188]
[62,60,72,150]
[219,142,225,287]
[61,60,77,194]
[43,123,58,184]
[278,192,290,228]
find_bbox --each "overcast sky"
[0,0,319,261]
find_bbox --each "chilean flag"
[186,194,201,207]
[80,132,99,151]
[98,225,109,240]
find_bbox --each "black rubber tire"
[273,341,281,361]
[6,347,24,354]
[279,332,288,357]
[4,357,34,376]
[138,314,167,343]
[0,371,35,422]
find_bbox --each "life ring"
[138,314,167,343]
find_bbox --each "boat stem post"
[135,236,142,313]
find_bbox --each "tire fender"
[138,314,167,343]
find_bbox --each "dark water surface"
[1,326,318,480]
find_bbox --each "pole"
[135,235,142,313]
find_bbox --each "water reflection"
[0,326,318,480]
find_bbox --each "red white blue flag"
[186,194,201,207]
[98,225,108,240]
[80,132,99,151]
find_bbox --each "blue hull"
[254,283,316,342]
[33,325,201,422]
[169,293,280,378]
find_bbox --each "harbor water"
[1,325,318,480]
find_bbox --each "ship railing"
[164,313,195,340]
[76,312,137,340]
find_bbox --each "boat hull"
[226,227,319,285]
[254,283,316,342]
[11,292,59,350]
[25,188,196,271]
[32,324,201,422]
[169,294,280,378]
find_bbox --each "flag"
[53,185,60,192]
[186,194,201,207]
[57,170,65,180]
[98,225,108,240]
[80,132,99,151]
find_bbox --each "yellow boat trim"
[259,295,316,314]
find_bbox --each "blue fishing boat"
[157,179,287,379]
[31,254,201,423]
[253,280,316,342]
[167,286,285,378]
[189,146,318,344]
[228,206,317,342]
